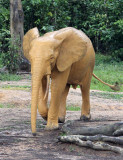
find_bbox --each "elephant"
[23,27,119,136]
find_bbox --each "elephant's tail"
[92,73,120,91]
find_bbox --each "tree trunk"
[10,0,30,71]
[10,0,24,57]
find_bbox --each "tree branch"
[58,135,123,154]
[59,135,123,145]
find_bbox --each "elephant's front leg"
[38,77,48,120]
[58,84,70,123]
[46,67,71,130]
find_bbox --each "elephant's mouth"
[43,74,50,100]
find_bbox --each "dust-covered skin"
[0,80,123,159]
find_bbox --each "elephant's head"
[23,27,87,135]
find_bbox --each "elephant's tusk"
[43,75,50,100]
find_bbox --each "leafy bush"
[1,38,21,73]
[112,48,123,61]
[22,0,71,33]
[95,53,117,66]
[0,0,123,64]
[0,0,10,55]
[22,0,123,60]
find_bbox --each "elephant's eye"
[50,55,55,63]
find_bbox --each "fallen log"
[62,121,123,136]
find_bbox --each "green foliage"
[0,56,3,68]
[0,0,10,55]
[0,0,123,72]
[22,0,70,33]
[0,0,21,73]
[83,0,123,59]
[22,0,123,60]
[1,38,21,73]
[94,53,116,65]
[0,29,10,54]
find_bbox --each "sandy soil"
[0,79,123,160]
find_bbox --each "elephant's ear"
[23,27,40,61]
[55,27,87,72]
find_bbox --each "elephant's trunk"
[31,63,43,136]
[31,61,51,135]
[31,76,41,135]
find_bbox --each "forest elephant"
[23,27,119,136]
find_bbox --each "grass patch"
[66,105,80,111]
[0,73,22,81]
[91,54,123,92]
[0,104,15,108]
[0,85,31,91]
[0,103,31,108]
[91,92,123,100]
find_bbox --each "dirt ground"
[0,79,123,160]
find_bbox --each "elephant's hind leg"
[80,84,91,121]
[38,77,48,120]
[80,72,92,121]
[58,84,70,123]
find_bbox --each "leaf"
[47,12,53,17]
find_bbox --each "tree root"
[59,121,123,154]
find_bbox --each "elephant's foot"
[80,114,91,121]
[45,121,59,130]
[32,133,36,136]
[58,117,65,123]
